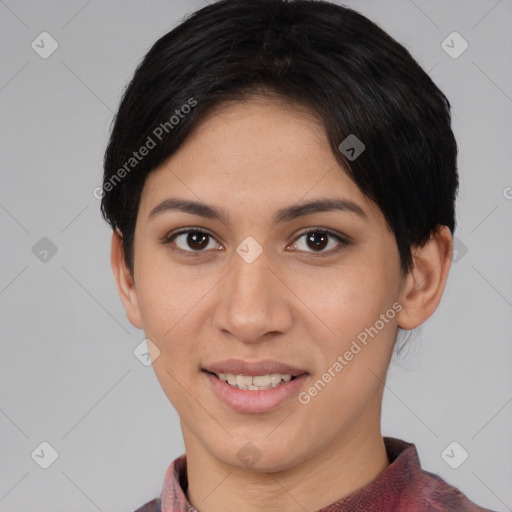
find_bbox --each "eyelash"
[161,227,352,258]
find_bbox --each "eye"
[163,229,222,254]
[162,227,351,257]
[290,228,351,255]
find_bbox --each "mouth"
[205,371,298,391]
[202,359,309,413]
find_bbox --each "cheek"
[137,263,204,406]
[296,253,399,369]
[300,315,397,428]
[297,261,393,332]
[134,247,206,338]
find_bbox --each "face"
[124,97,405,471]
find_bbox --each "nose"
[212,249,294,344]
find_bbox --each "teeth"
[236,375,253,387]
[269,373,282,385]
[253,375,271,386]
[215,372,295,390]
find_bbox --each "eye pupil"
[307,231,328,251]
[188,231,209,250]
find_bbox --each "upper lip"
[203,359,308,377]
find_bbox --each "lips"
[202,359,309,413]
[203,358,308,377]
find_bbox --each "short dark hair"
[102,0,458,275]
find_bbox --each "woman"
[101,1,495,510]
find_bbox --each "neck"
[184,422,389,512]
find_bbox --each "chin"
[211,437,309,474]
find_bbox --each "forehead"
[138,97,379,224]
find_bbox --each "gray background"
[1,0,511,511]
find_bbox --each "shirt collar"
[160,437,419,512]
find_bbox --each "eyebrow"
[148,197,367,225]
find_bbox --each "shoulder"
[133,497,161,512]
[383,438,496,512]
[405,467,497,512]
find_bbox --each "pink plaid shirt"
[134,437,495,512]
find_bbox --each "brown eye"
[305,231,329,251]
[184,231,210,250]
[165,229,219,252]
[292,229,350,254]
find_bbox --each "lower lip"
[204,371,308,413]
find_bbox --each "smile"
[214,372,295,390]
[204,370,308,414]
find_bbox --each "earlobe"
[397,226,453,330]
[110,230,144,329]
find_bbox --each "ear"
[397,225,453,330]
[110,230,144,329]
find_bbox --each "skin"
[111,96,453,512]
